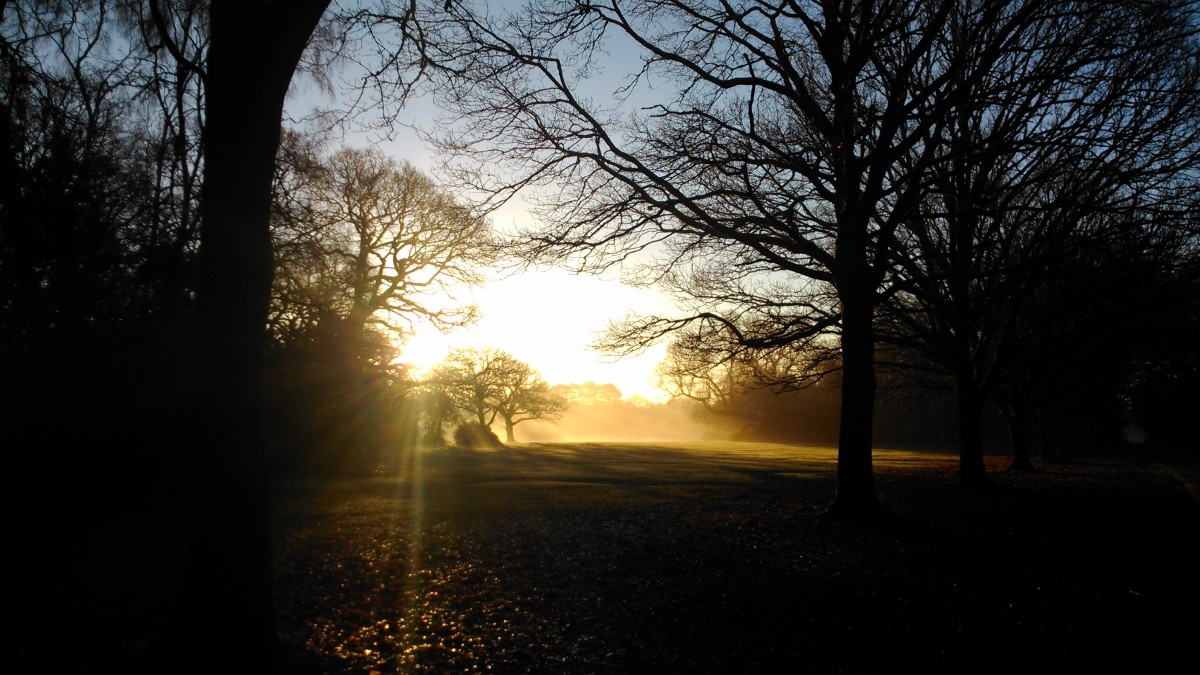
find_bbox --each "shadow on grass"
[15,442,1198,674]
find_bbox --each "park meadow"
[16,441,1198,674]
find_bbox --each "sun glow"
[397,267,674,402]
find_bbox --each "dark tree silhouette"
[878,0,1200,480]
[270,137,494,347]
[123,0,208,318]
[0,0,192,467]
[264,136,495,475]
[1127,247,1200,449]
[1,0,452,668]
[424,0,1106,519]
[172,1,332,670]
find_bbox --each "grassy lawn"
[11,442,1199,673]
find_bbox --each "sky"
[284,44,680,401]
[398,266,676,401]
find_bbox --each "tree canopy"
[270,134,495,353]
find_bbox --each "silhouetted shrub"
[453,422,503,448]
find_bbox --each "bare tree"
[270,137,495,354]
[432,347,567,443]
[655,324,838,407]
[1,1,141,346]
[119,0,209,315]
[491,361,568,442]
[656,342,750,413]
[423,0,1081,519]
[878,0,1200,480]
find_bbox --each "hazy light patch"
[398,268,675,402]
[515,397,715,443]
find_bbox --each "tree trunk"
[504,418,515,443]
[164,2,331,672]
[827,287,885,521]
[954,360,988,485]
[1002,401,1037,472]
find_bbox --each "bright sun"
[397,267,674,402]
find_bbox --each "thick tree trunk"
[1002,401,1037,472]
[504,418,515,443]
[163,2,331,672]
[827,288,885,521]
[954,361,988,485]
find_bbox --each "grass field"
[11,442,1199,673]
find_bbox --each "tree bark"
[504,417,515,443]
[954,359,988,485]
[827,284,885,521]
[165,2,331,671]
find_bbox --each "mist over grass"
[510,396,722,443]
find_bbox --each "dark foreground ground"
[9,442,1200,674]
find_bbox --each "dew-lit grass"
[266,443,1199,674]
[12,443,1196,673]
